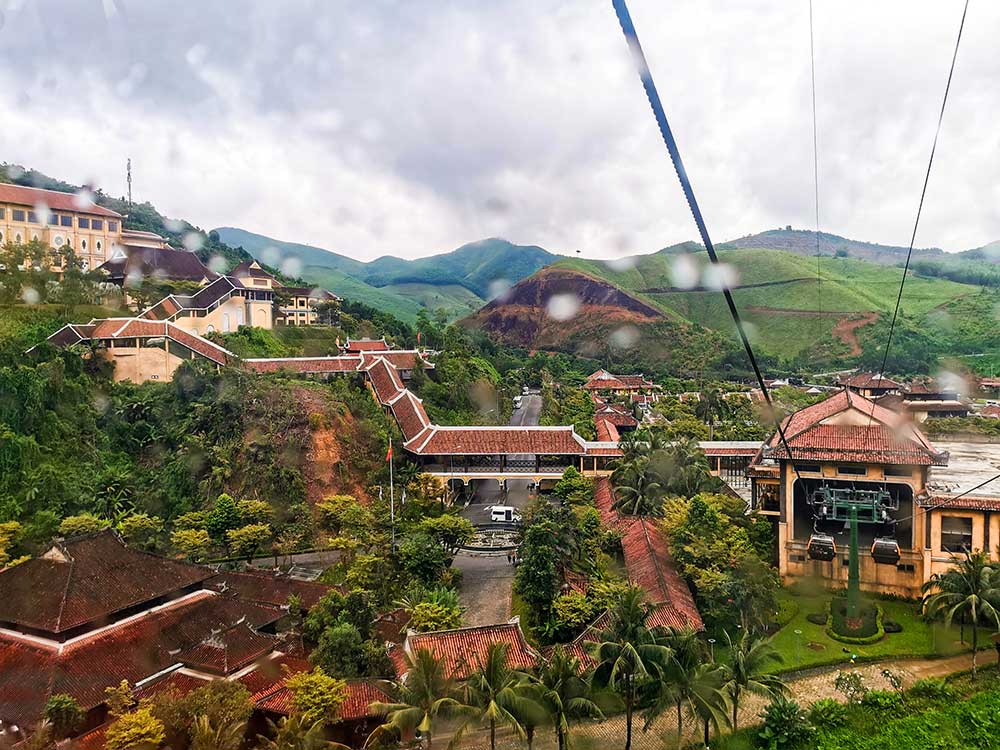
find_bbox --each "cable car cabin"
[871,538,901,566]
[807,533,837,561]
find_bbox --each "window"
[78,217,90,229]
[796,464,821,473]
[60,215,72,227]
[54,236,64,246]
[81,240,87,250]
[97,241,102,252]
[0,208,4,219]
[941,516,973,553]
[92,219,103,231]
[108,221,118,232]
[837,466,867,476]
[896,563,915,572]
[12,209,25,222]
[885,465,913,477]
[15,233,22,243]
[27,211,37,223]
[48,214,58,225]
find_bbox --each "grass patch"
[765,589,968,673]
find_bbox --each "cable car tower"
[807,483,900,566]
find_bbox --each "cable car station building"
[749,389,954,598]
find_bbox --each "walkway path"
[464,651,986,750]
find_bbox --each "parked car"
[490,505,521,523]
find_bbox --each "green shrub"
[806,612,828,626]
[908,677,956,700]
[808,698,847,729]
[882,619,903,633]
[758,695,814,749]
[861,689,903,713]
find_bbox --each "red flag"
[385,443,393,462]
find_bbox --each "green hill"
[536,246,990,372]
[214,228,557,322]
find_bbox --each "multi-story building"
[0,183,125,272]
[231,260,338,325]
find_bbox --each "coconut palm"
[191,715,246,750]
[459,642,545,750]
[259,715,347,750]
[922,550,1000,680]
[694,389,726,440]
[611,457,665,517]
[651,438,715,499]
[642,627,704,746]
[685,662,732,748]
[367,648,472,749]
[534,646,603,750]
[720,629,786,730]
[588,588,673,750]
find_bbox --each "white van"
[490,505,521,523]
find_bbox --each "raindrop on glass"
[182,232,204,252]
[610,325,640,349]
[281,257,303,278]
[73,189,95,210]
[487,278,512,302]
[546,293,580,321]
[670,255,699,289]
[21,287,40,304]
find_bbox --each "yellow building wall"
[104,343,188,383]
[0,204,123,273]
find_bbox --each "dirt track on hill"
[743,307,879,356]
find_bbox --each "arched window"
[222,313,231,332]
[82,239,87,250]
[206,325,216,333]
[97,241,102,252]
[15,234,22,243]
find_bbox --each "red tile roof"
[921,494,1000,512]
[981,405,1000,419]
[0,592,283,725]
[400,622,539,680]
[0,531,211,635]
[763,389,944,466]
[359,350,432,371]
[699,442,763,457]
[340,679,393,720]
[178,622,278,674]
[100,247,217,283]
[837,372,901,389]
[345,338,389,352]
[406,426,585,456]
[593,479,703,631]
[583,369,656,391]
[204,570,334,610]
[595,418,620,443]
[390,391,431,442]
[0,183,122,217]
[366,358,406,404]
[243,356,363,374]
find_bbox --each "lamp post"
[708,638,716,662]
[794,629,803,666]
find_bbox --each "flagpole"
[389,440,395,550]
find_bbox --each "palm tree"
[588,588,673,750]
[535,646,603,750]
[642,627,703,747]
[923,550,1000,680]
[685,662,731,748]
[612,457,665,517]
[191,715,246,750]
[460,642,545,750]
[259,715,347,750]
[368,648,472,749]
[652,438,714,499]
[720,630,786,730]
[694,389,726,440]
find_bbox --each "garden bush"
[807,698,847,729]
[908,677,956,700]
[860,689,903,713]
[806,611,828,626]
[758,695,814,749]
[882,619,902,633]
[827,598,884,644]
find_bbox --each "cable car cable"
[868,0,970,423]
[610,0,802,484]
[809,0,822,315]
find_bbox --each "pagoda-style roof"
[0,531,212,636]
[762,389,946,466]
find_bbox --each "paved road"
[459,393,542,527]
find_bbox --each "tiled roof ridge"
[408,618,523,639]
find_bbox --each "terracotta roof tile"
[359,350,432,371]
[838,372,901,389]
[401,622,538,679]
[366,358,406,404]
[0,531,211,635]
[0,183,122,217]
[243,356,363,375]
[178,622,278,674]
[921,494,1000,512]
[100,247,216,283]
[345,338,389,352]
[408,427,584,456]
[204,570,334,610]
[595,419,620,443]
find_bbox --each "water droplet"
[182,232,204,252]
[93,393,110,414]
[33,202,51,226]
[208,255,227,274]
[6,164,23,179]
[280,257,302,278]
[484,196,510,214]
[671,255,699,289]
[703,263,738,291]
[186,44,209,68]
[488,278,512,301]
[261,246,281,266]
[73,189,95,210]
[125,270,144,288]
[546,293,580,321]
[21,287,40,304]
[164,218,184,233]
[610,325,640,349]
[605,255,636,272]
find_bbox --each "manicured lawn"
[765,589,970,673]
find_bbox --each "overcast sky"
[2,1,997,260]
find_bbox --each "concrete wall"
[104,342,189,383]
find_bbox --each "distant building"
[836,372,901,399]
[231,260,338,326]
[100,245,218,286]
[582,369,661,401]
[0,183,125,272]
